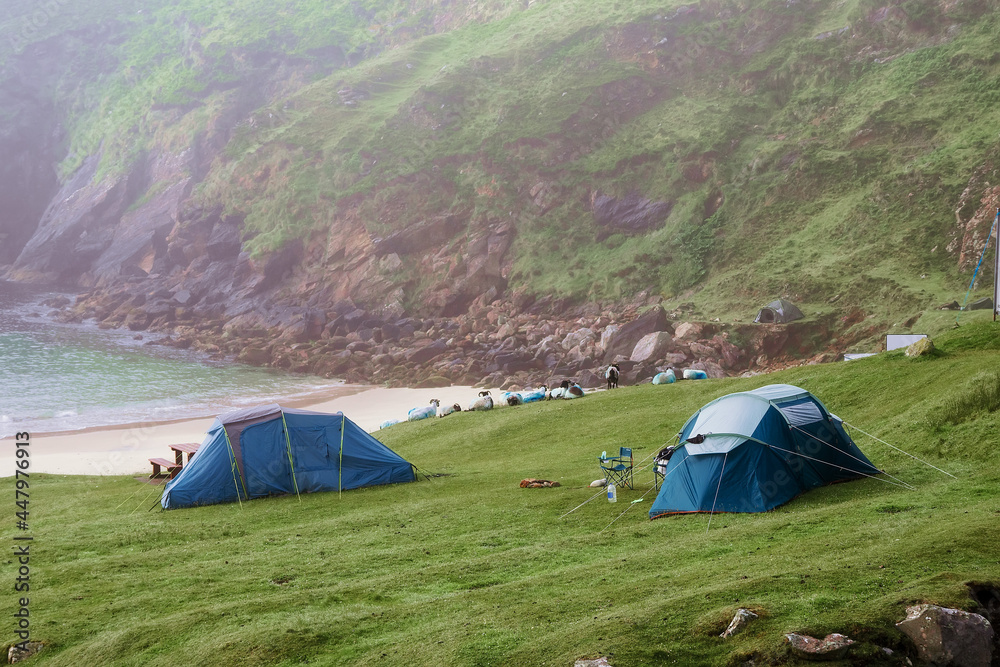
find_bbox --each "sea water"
[0,281,347,438]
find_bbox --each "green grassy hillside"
[9,318,1000,665]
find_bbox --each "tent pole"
[706,453,728,532]
[339,414,346,498]
[281,412,301,501]
[223,428,248,507]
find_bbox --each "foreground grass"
[9,322,1000,665]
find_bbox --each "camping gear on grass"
[649,384,879,517]
[754,298,804,324]
[161,404,415,509]
[599,447,634,491]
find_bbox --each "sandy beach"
[1,385,491,477]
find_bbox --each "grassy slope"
[10,315,1000,666]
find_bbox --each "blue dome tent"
[162,404,415,509]
[649,385,879,518]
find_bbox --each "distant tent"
[649,384,879,517]
[754,299,804,324]
[162,405,415,509]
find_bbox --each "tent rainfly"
[649,384,880,517]
[161,404,415,509]
[754,298,804,323]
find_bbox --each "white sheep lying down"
[466,390,494,411]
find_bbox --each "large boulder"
[630,331,674,363]
[896,604,994,667]
[603,306,672,361]
[906,337,935,357]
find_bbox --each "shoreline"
[0,384,491,477]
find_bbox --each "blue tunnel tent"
[649,385,880,518]
[162,404,416,509]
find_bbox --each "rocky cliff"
[4,0,1000,385]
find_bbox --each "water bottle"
[601,450,607,460]
[607,483,617,503]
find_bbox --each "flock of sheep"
[378,380,587,430]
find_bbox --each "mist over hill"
[2,0,999,382]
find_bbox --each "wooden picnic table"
[169,442,201,466]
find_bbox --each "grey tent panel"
[754,299,804,324]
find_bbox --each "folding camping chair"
[599,447,633,490]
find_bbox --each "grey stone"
[896,604,994,667]
[574,658,612,667]
[603,306,672,361]
[720,608,758,638]
[785,633,855,660]
[8,641,44,663]
[630,331,674,363]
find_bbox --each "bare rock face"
[785,633,855,661]
[371,214,466,257]
[896,604,994,667]
[591,190,672,239]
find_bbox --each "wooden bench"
[169,442,201,466]
[149,457,182,479]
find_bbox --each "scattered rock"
[720,608,758,638]
[905,337,935,357]
[8,642,44,663]
[574,658,612,667]
[785,633,855,660]
[896,604,994,667]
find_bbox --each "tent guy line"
[789,424,915,490]
[599,480,659,534]
[843,421,957,479]
[761,443,913,490]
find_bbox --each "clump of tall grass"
[934,369,1000,425]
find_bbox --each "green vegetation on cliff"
[7,321,999,665]
[4,0,1000,344]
